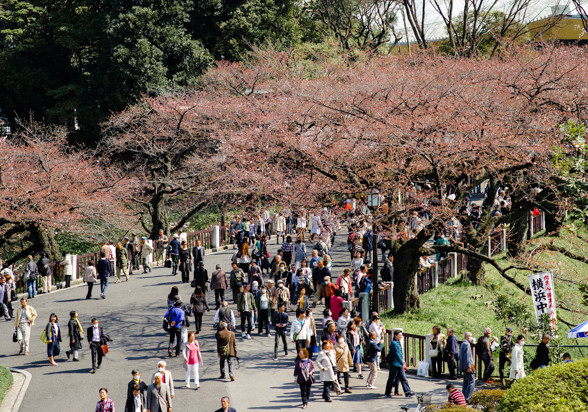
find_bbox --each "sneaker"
[358,374,364,379]
[219,375,226,379]
[366,385,377,389]
[485,379,494,384]
[246,334,252,339]
[241,332,246,338]
[384,395,392,399]
[405,392,415,398]
[90,369,95,374]
[196,385,200,389]
[273,357,278,361]
[186,384,191,388]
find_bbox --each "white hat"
[173,234,179,238]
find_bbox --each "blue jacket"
[164,306,185,329]
[459,341,474,372]
[364,339,383,363]
[96,258,111,279]
[446,333,459,359]
[169,238,180,255]
[388,339,404,367]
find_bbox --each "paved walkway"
[0,232,453,411]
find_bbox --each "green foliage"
[470,389,507,412]
[498,358,588,412]
[493,294,534,329]
[55,232,99,256]
[0,365,13,405]
[424,404,468,412]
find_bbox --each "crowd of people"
[0,202,566,411]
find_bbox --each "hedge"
[0,365,13,405]
[499,358,588,412]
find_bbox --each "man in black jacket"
[444,328,459,379]
[125,383,145,412]
[532,333,550,369]
[272,303,288,360]
[87,317,107,373]
[192,240,205,272]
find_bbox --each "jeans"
[142,257,151,273]
[385,365,411,396]
[214,289,224,309]
[169,327,181,355]
[322,381,332,400]
[220,356,234,377]
[299,380,312,404]
[241,311,252,335]
[274,330,288,357]
[462,371,475,401]
[171,255,179,274]
[100,276,109,296]
[27,280,36,298]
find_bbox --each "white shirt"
[92,325,101,342]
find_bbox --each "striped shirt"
[448,389,467,405]
[281,242,294,253]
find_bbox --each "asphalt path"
[0,232,451,411]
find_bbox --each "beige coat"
[14,305,37,327]
[335,342,353,373]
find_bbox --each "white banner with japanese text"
[529,272,557,331]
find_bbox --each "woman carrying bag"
[429,325,446,379]
[183,331,203,389]
[44,313,62,366]
[294,348,315,409]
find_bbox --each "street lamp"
[367,188,381,314]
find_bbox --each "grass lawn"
[0,365,13,406]
[381,225,588,355]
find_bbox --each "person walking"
[444,328,459,379]
[499,327,514,386]
[294,238,307,272]
[24,255,38,299]
[290,308,311,353]
[214,301,236,330]
[14,297,37,355]
[65,310,84,362]
[294,348,315,409]
[151,361,174,400]
[237,283,257,339]
[141,237,153,273]
[96,251,111,299]
[179,241,191,283]
[335,334,353,393]
[96,388,115,412]
[169,234,181,275]
[37,251,52,294]
[44,313,62,365]
[509,334,526,380]
[154,229,169,267]
[115,242,130,283]
[384,330,414,397]
[190,285,209,334]
[365,332,383,390]
[87,317,107,373]
[346,321,363,379]
[146,373,172,412]
[125,383,146,412]
[257,285,271,336]
[316,340,337,402]
[459,332,476,403]
[127,369,149,400]
[0,275,12,321]
[164,300,185,357]
[192,240,205,272]
[478,327,496,383]
[210,265,228,310]
[194,261,208,290]
[229,263,245,304]
[83,259,98,299]
[273,303,289,360]
[183,331,203,389]
[215,396,236,412]
[216,322,237,381]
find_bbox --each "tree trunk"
[149,194,169,239]
[466,256,485,285]
[392,244,422,314]
[507,204,530,257]
[29,224,61,261]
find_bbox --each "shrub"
[470,389,506,412]
[0,365,13,405]
[498,358,588,412]
[424,404,467,412]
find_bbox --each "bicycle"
[400,393,432,412]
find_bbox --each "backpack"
[313,242,324,257]
[359,276,370,293]
[363,230,373,251]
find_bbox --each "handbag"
[13,330,18,343]
[190,279,196,288]
[430,347,439,358]
[417,360,429,377]
[40,328,51,344]
[101,344,109,355]
[164,259,172,268]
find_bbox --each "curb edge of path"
[2,368,32,412]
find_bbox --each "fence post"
[529,212,534,238]
[501,229,507,251]
[212,226,220,249]
[487,236,492,258]
[541,211,545,232]
[450,252,458,277]
[432,262,439,288]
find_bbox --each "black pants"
[90,341,102,370]
[299,380,312,405]
[283,251,292,267]
[194,313,203,333]
[499,353,510,380]
[258,309,269,334]
[431,354,443,378]
[86,282,94,299]
[274,330,288,357]
[171,255,179,274]
[232,287,239,304]
[241,311,252,335]
[322,381,332,400]
[169,327,181,355]
[180,262,190,283]
[338,371,350,389]
[214,289,224,309]
[446,355,457,378]
[65,275,71,288]
[482,355,495,381]
[295,339,308,354]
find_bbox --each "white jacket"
[316,350,337,382]
[509,343,526,379]
[290,317,312,342]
